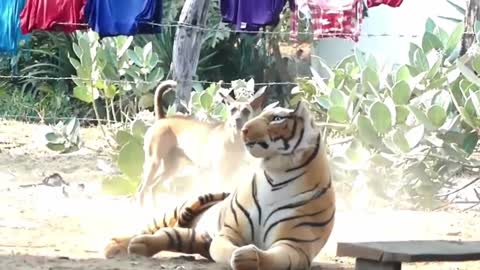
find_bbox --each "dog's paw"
[230,244,261,270]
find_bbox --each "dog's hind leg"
[136,127,177,207]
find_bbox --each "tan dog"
[135,80,268,207]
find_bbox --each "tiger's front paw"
[104,237,131,258]
[127,235,158,257]
[230,244,261,270]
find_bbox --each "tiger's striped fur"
[104,192,229,259]
[104,100,335,270]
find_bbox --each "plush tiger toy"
[104,100,335,270]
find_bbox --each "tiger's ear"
[264,101,279,111]
[249,86,268,111]
[293,100,309,116]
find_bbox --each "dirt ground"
[0,119,479,270]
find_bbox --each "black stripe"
[286,254,292,270]
[229,190,239,225]
[282,118,297,150]
[201,233,213,259]
[199,195,206,205]
[189,229,195,253]
[162,213,168,227]
[178,214,189,227]
[218,231,240,244]
[264,170,306,190]
[179,201,187,211]
[289,127,304,154]
[263,178,332,226]
[164,230,175,249]
[173,207,178,220]
[285,133,321,173]
[272,118,298,151]
[223,223,240,235]
[293,209,335,229]
[295,183,319,196]
[234,192,255,242]
[251,176,262,225]
[282,243,310,268]
[153,218,159,229]
[144,227,154,234]
[173,229,182,251]
[275,236,323,243]
[263,206,331,242]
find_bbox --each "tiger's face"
[241,100,318,158]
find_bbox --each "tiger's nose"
[241,127,249,136]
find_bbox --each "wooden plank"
[355,259,401,270]
[336,240,480,263]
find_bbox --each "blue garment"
[0,0,30,54]
[84,0,162,38]
[221,0,294,31]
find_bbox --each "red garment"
[367,0,403,8]
[290,0,364,42]
[20,0,87,34]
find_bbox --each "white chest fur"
[232,169,320,249]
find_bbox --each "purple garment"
[221,0,294,31]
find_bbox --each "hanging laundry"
[290,0,364,42]
[20,0,87,34]
[221,0,295,32]
[83,0,162,38]
[367,0,403,8]
[0,0,30,54]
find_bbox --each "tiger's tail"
[104,192,229,258]
[154,80,177,120]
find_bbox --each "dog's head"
[218,86,268,131]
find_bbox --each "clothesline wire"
[52,21,429,38]
[0,114,118,123]
[0,74,300,86]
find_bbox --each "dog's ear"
[218,89,236,105]
[249,86,268,111]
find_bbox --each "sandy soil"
[0,119,479,270]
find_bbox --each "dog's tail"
[154,80,177,120]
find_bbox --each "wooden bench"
[336,240,480,270]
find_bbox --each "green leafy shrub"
[43,117,82,153]
[0,32,86,120]
[292,19,480,209]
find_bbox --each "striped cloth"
[367,0,403,8]
[290,0,364,42]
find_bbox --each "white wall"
[312,0,465,75]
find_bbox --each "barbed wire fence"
[0,19,450,124]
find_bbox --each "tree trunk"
[171,0,210,113]
[460,0,480,56]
